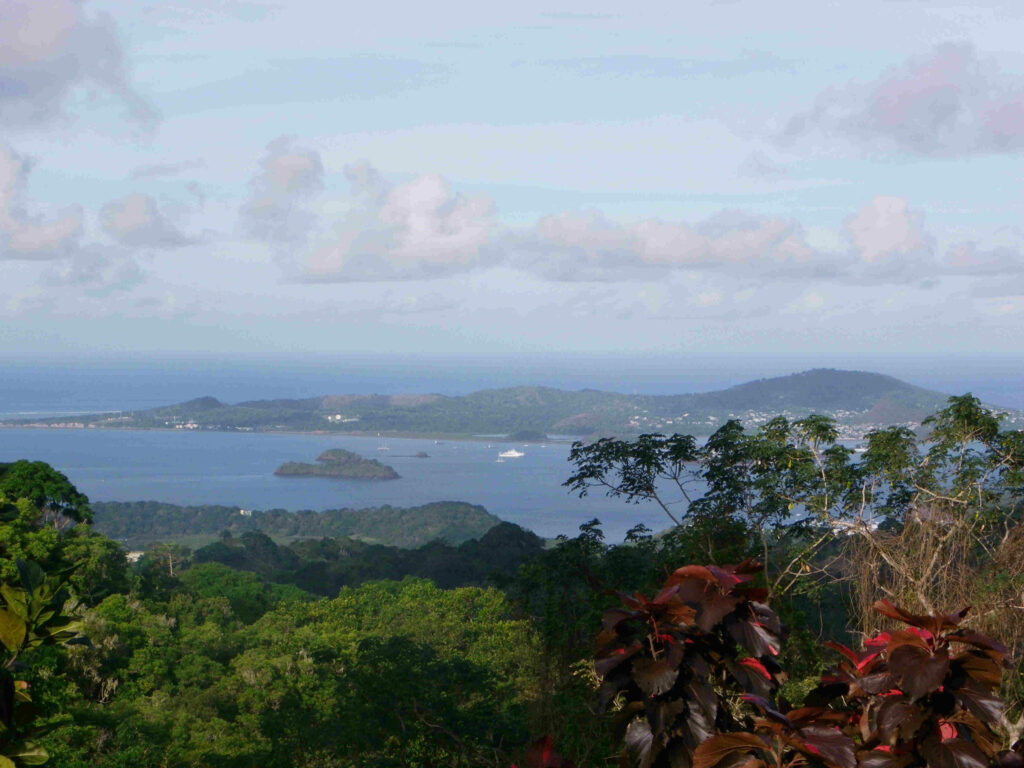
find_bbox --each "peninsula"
[275,449,399,481]
[5,369,1020,439]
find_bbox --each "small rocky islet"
[274,448,400,480]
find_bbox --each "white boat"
[377,433,389,451]
[498,449,524,459]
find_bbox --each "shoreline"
[0,422,582,444]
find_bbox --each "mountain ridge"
[5,368,1018,438]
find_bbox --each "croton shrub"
[589,560,1023,768]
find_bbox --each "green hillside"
[7,368,1015,438]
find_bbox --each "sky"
[1,0,1024,364]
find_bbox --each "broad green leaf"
[8,742,48,765]
[0,586,27,621]
[15,561,43,595]
[0,609,26,652]
[0,755,15,768]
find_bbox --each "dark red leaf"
[653,583,682,603]
[740,658,772,681]
[946,630,1010,657]
[886,629,932,655]
[623,718,659,768]
[919,738,989,768]
[732,559,763,576]
[888,645,949,700]
[648,698,687,738]
[667,565,719,586]
[595,642,643,676]
[526,736,578,768]
[797,725,857,768]
[737,587,770,603]
[955,687,1004,724]
[602,608,639,631]
[954,650,1005,688]
[872,601,968,636]
[876,698,911,742]
[823,641,860,666]
[858,671,897,695]
[859,748,912,768]
[741,694,794,728]
[728,617,781,658]
[633,657,680,696]
[692,732,767,768]
[705,564,746,590]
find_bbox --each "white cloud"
[0,0,155,127]
[302,164,495,282]
[239,136,324,244]
[784,43,1024,156]
[941,241,1024,276]
[0,144,82,260]
[526,209,821,280]
[843,196,934,279]
[101,193,192,249]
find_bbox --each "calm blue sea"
[0,427,671,540]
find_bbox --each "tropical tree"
[0,494,86,766]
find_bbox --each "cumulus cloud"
[784,43,1024,156]
[940,237,1024,276]
[524,209,821,280]
[302,163,495,281]
[43,246,144,294]
[245,149,1024,290]
[0,0,156,127]
[0,144,82,260]
[240,136,324,244]
[0,144,154,293]
[101,193,191,249]
[843,196,934,280]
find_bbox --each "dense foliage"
[0,392,1021,766]
[191,521,545,594]
[91,499,501,548]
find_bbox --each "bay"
[0,427,671,541]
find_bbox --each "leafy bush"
[590,560,1022,768]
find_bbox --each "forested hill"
[8,368,1014,438]
[93,500,501,549]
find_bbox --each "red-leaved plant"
[594,560,789,767]
[591,561,1022,768]
[803,600,1021,768]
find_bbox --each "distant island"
[4,368,1021,439]
[275,449,399,480]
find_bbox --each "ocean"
[0,427,672,540]
[1,354,1020,540]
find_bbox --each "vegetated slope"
[642,369,951,423]
[92,500,501,548]
[192,521,546,594]
[9,368,1000,437]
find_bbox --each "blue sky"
[2,0,1023,362]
